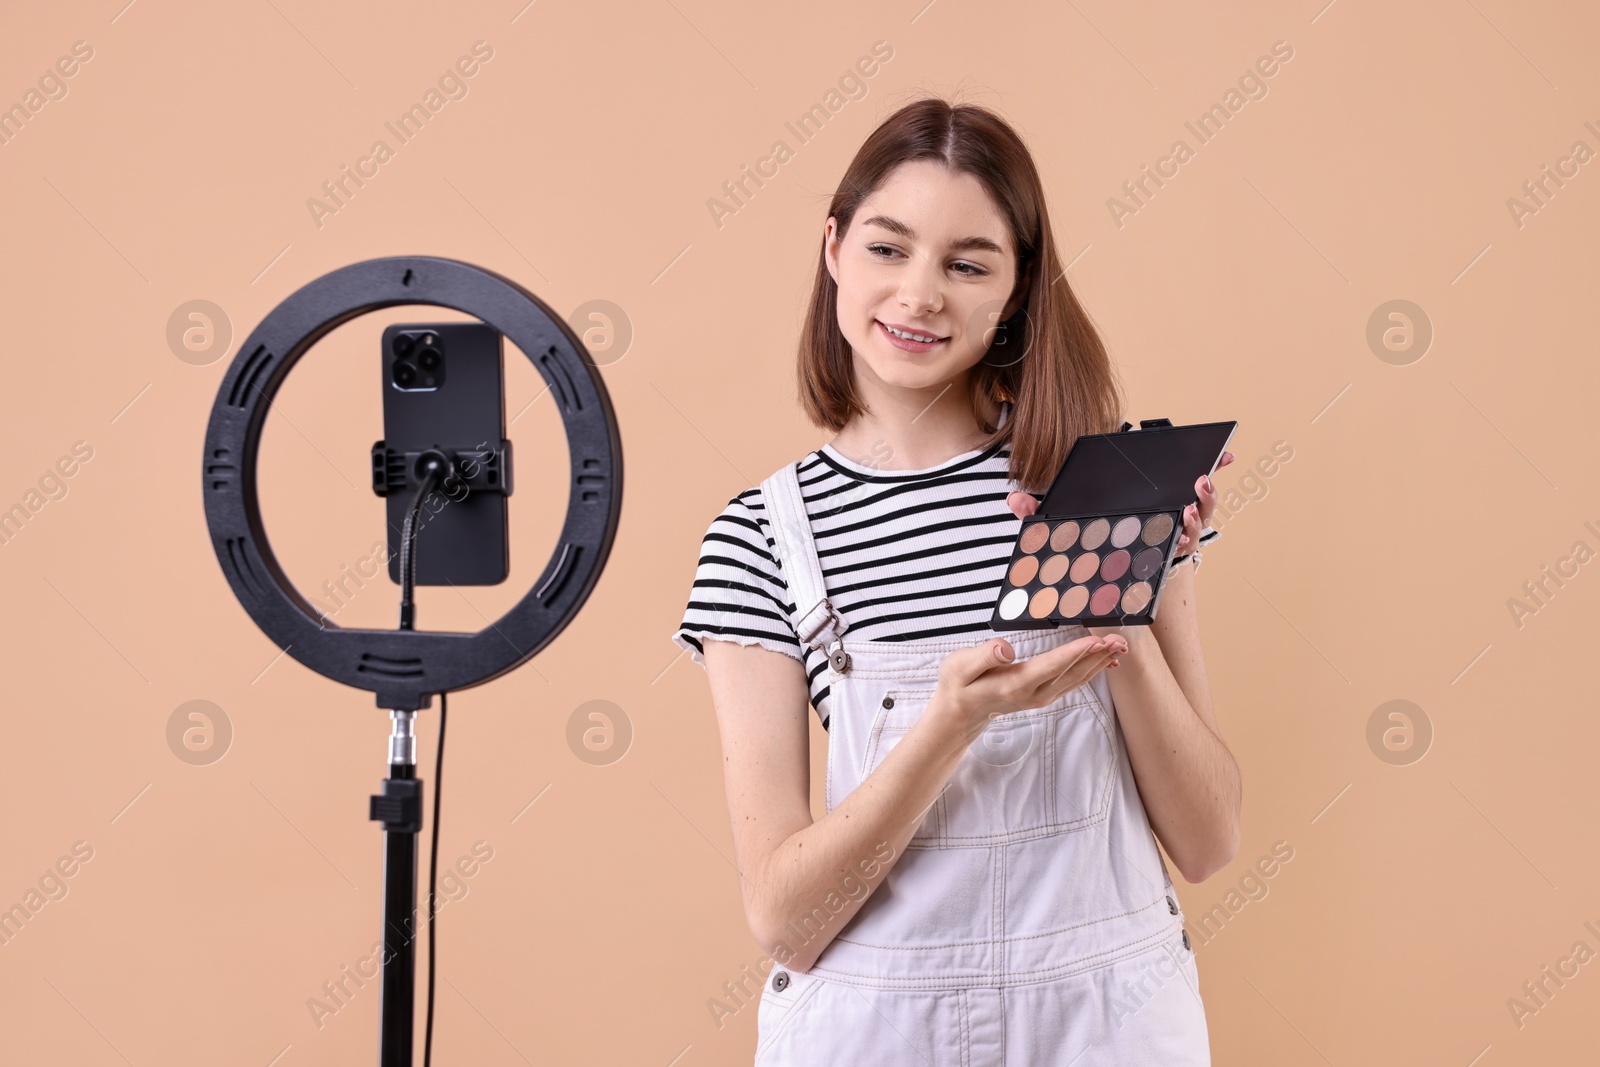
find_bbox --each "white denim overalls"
[750,459,1211,1066]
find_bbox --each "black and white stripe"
[672,440,1022,729]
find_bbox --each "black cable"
[393,452,451,1063]
[398,455,447,632]
[423,689,446,1067]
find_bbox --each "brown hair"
[797,95,1124,494]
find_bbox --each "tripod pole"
[370,709,424,1067]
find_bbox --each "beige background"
[1,0,1596,1063]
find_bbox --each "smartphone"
[378,322,510,585]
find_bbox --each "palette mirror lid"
[1040,419,1238,515]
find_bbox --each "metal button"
[771,970,790,992]
[1167,895,1178,915]
[1181,929,1191,951]
[882,695,894,709]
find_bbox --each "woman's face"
[824,159,1024,403]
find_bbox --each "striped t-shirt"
[671,438,1032,729]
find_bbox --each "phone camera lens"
[393,362,417,387]
[417,347,441,371]
[393,334,414,356]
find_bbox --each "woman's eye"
[866,244,988,277]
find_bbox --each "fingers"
[958,633,1129,720]
[1006,490,1040,519]
[1032,634,1126,691]
[1045,645,1120,698]
[1194,473,1217,527]
[943,637,1017,689]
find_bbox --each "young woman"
[672,97,1241,1065]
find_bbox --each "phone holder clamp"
[369,440,514,498]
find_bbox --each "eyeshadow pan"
[1120,581,1153,614]
[1110,516,1141,548]
[1050,520,1080,552]
[1009,555,1040,586]
[995,518,1172,627]
[1089,583,1121,615]
[1131,547,1163,581]
[1100,549,1130,582]
[998,588,1028,620]
[988,419,1235,631]
[1141,513,1175,546]
[1038,553,1070,585]
[1020,522,1050,554]
[1068,552,1100,584]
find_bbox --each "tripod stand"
[202,255,623,1063]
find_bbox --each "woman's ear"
[823,216,842,287]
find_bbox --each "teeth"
[886,324,939,343]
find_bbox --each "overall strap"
[759,460,852,673]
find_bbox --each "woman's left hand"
[1005,452,1236,554]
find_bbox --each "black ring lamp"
[202,254,622,712]
[201,255,622,1067]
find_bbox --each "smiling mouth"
[877,321,948,345]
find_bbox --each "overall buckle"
[796,598,851,673]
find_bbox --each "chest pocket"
[859,684,1117,848]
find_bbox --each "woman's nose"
[897,251,944,313]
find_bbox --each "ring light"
[201,255,623,711]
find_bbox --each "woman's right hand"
[930,633,1128,743]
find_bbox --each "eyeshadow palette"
[991,419,1237,629]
